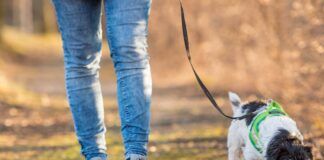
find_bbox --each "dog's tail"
[228,92,242,113]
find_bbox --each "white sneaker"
[90,157,106,160]
[126,154,147,160]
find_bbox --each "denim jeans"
[52,0,152,159]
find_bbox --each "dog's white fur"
[227,92,303,160]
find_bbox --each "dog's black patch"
[242,101,266,126]
[266,129,313,160]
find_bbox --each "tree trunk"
[0,0,4,43]
[19,0,33,33]
[42,0,57,33]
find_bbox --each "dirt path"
[0,51,323,159]
[0,52,232,160]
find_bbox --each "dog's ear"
[303,145,313,159]
[228,92,241,108]
[267,143,289,160]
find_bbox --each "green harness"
[248,100,288,154]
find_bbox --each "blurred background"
[0,0,323,159]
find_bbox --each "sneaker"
[126,154,147,160]
[90,157,106,160]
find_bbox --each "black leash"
[179,0,254,120]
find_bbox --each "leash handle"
[179,0,253,120]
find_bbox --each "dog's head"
[228,92,267,125]
[266,129,313,160]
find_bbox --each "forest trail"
[0,0,323,159]
[1,45,323,159]
[0,48,233,160]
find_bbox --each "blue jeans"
[52,0,152,159]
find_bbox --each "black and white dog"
[227,92,313,160]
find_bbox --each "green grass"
[0,126,227,160]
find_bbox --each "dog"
[227,92,312,160]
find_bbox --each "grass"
[0,71,228,160]
[0,26,62,56]
[0,129,228,160]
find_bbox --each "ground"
[0,26,323,160]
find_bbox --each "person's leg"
[52,0,107,159]
[104,0,152,159]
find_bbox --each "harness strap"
[249,101,288,153]
[179,0,254,120]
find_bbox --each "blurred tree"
[6,0,56,34]
[32,0,45,32]
[0,0,3,43]
[42,0,57,33]
[19,0,34,33]
[12,0,19,27]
